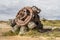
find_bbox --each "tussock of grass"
[1,20,60,37]
[41,20,60,27]
[2,31,17,36]
[2,28,60,37]
[2,29,20,36]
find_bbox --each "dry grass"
[41,20,60,27]
[0,21,60,40]
[0,20,60,37]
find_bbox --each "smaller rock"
[28,21,37,29]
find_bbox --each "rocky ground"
[0,22,60,40]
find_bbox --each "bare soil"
[0,23,60,40]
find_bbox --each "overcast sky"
[0,0,60,20]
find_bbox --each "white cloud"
[0,0,60,20]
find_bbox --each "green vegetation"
[0,21,8,23]
[41,20,60,27]
[0,19,60,27]
[2,29,20,36]
[1,20,60,37]
[2,19,59,27]
[2,28,60,37]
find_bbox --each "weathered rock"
[11,25,19,32]
[28,21,37,29]
[19,26,27,35]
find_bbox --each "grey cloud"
[0,0,60,20]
